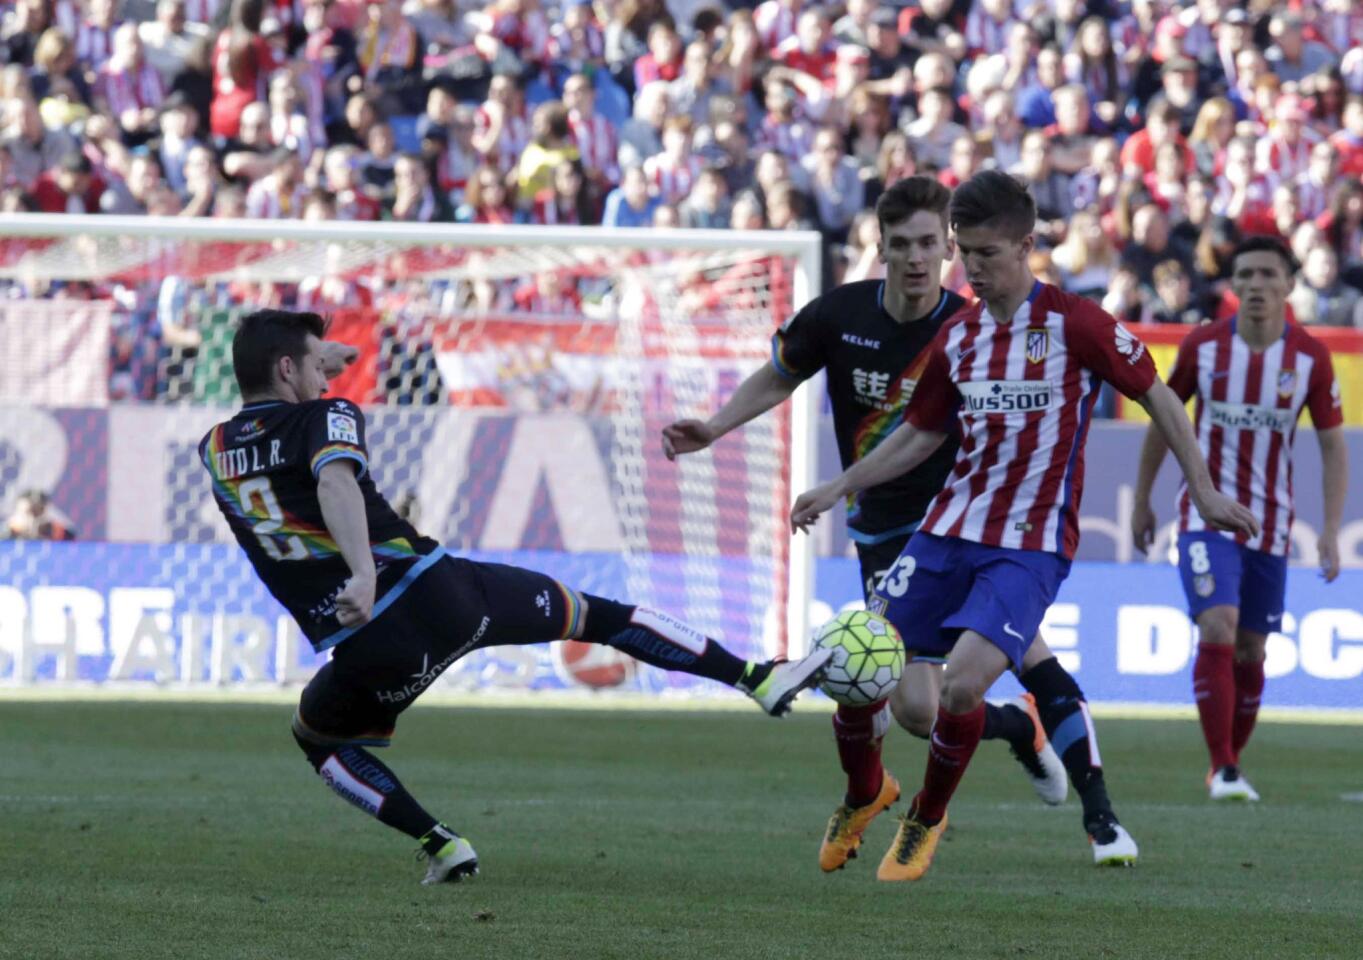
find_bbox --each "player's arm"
[1136,380,1259,539]
[790,423,947,533]
[1317,426,1347,583]
[317,461,377,626]
[1131,423,1170,555]
[662,362,798,459]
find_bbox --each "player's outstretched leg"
[1018,655,1138,865]
[820,699,899,871]
[578,595,832,716]
[291,711,478,885]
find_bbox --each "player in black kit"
[663,177,1136,871]
[201,310,832,884]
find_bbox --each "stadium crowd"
[4,0,1363,401]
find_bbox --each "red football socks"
[833,700,888,807]
[911,703,986,825]
[1231,658,1266,764]
[1194,642,1236,770]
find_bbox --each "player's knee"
[292,725,329,773]
[1197,608,1238,646]
[938,673,988,714]
[579,594,632,643]
[889,692,933,739]
[1235,631,1268,663]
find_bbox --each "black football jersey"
[772,281,965,542]
[199,398,441,651]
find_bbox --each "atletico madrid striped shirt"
[905,282,1158,559]
[1166,318,1343,556]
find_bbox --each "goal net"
[0,215,821,697]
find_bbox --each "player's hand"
[661,419,716,460]
[1130,500,1157,556]
[1193,490,1260,540]
[320,341,360,379]
[335,572,376,627]
[790,482,840,534]
[1318,530,1340,583]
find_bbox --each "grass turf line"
[3,701,1360,960]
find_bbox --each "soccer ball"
[812,610,905,706]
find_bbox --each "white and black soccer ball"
[812,610,905,706]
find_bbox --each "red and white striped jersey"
[754,0,799,51]
[643,152,701,204]
[963,8,1014,57]
[76,21,115,69]
[98,62,165,117]
[569,111,618,183]
[1167,319,1342,556]
[906,282,1157,558]
[1255,131,1320,182]
[475,105,530,172]
[1294,172,1331,221]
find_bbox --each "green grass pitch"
[3,699,1360,960]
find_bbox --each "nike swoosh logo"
[930,732,950,750]
[1003,622,1025,642]
[1266,614,1282,623]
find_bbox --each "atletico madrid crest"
[1277,369,1297,398]
[1193,574,1216,598]
[1025,329,1049,364]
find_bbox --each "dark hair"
[232,310,325,395]
[949,169,1036,238]
[875,175,950,232]
[1231,235,1299,277]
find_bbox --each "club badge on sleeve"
[328,410,359,445]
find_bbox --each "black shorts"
[855,535,911,603]
[296,555,585,746]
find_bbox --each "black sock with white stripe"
[1019,657,1113,825]
[294,733,439,841]
[581,595,752,686]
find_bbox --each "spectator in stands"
[1172,173,1215,251]
[1012,129,1072,245]
[319,144,379,220]
[801,125,861,241]
[605,0,667,94]
[764,180,815,231]
[1258,94,1321,184]
[1015,44,1065,130]
[361,120,399,197]
[729,190,763,230]
[703,117,754,197]
[245,149,305,218]
[266,72,314,163]
[562,73,618,190]
[1266,12,1335,86]
[30,28,91,107]
[845,86,891,175]
[472,74,528,172]
[4,96,76,188]
[3,490,75,541]
[1149,260,1202,325]
[832,0,874,48]
[643,114,701,205]
[178,142,219,216]
[1051,209,1118,301]
[755,78,813,162]
[384,152,452,222]
[669,39,727,127]
[139,0,202,85]
[1047,84,1102,176]
[601,163,658,227]
[775,9,835,85]
[1064,15,1126,124]
[1215,135,1277,236]
[617,79,667,169]
[1146,140,1190,222]
[863,8,913,109]
[532,157,597,225]
[1122,201,1192,294]
[457,162,518,224]
[651,202,678,227]
[34,150,104,213]
[102,152,163,214]
[357,0,424,114]
[1321,180,1363,267]
[1,0,53,69]
[712,9,764,99]
[975,88,1023,172]
[75,0,119,74]
[221,101,277,181]
[1187,97,1235,178]
[902,85,965,171]
[862,130,914,207]
[1191,214,1241,314]
[516,100,579,203]
[678,165,729,229]
[938,134,980,189]
[634,20,682,90]
[154,94,201,194]
[1120,98,1193,177]
[210,0,279,140]
[1291,244,1363,327]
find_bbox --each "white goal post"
[0,215,823,691]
